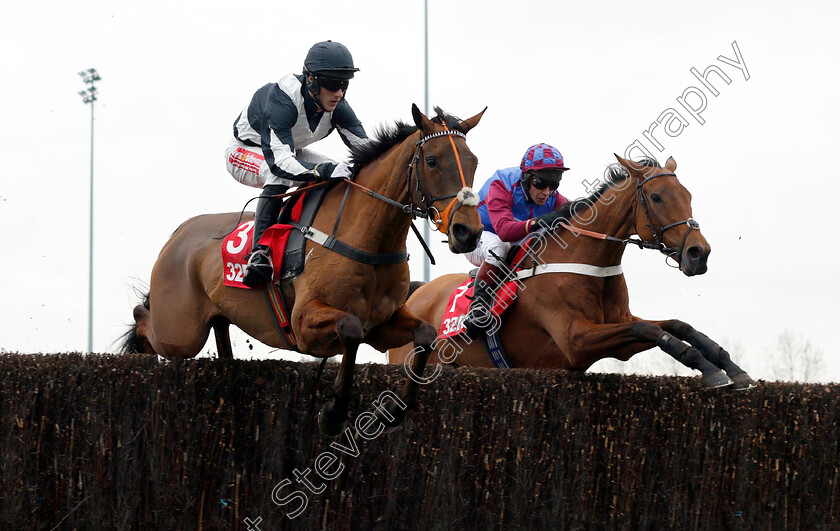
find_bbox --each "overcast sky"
[2,0,838,382]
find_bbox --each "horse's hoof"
[730,372,757,390]
[317,406,347,438]
[702,369,734,388]
[375,402,406,434]
[379,412,404,435]
[381,424,401,435]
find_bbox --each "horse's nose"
[451,223,482,252]
[683,245,710,275]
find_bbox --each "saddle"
[221,184,332,289]
[441,238,546,368]
[276,185,331,279]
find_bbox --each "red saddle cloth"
[439,277,520,338]
[221,193,307,289]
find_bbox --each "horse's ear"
[614,153,646,176]
[614,154,635,173]
[664,156,677,172]
[460,106,487,133]
[412,104,434,133]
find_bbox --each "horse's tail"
[117,292,155,354]
[408,280,426,299]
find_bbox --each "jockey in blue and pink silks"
[462,143,571,336]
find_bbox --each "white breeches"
[465,231,510,267]
[225,139,335,188]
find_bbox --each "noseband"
[635,172,700,269]
[407,122,477,234]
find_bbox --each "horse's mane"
[556,157,660,220]
[349,107,466,170]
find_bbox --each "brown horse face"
[411,105,486,253]
[620,155,712,276]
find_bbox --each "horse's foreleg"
[653,320,755,389]
[297,299,364,437]
[366,305,437,430]
[211,317,233,360]
[566,320,733,388]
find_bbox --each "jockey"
[225,40,369,288]
[462,143,570,335]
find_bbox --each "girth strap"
[515,263,624,280]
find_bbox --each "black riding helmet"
[303,41,359,96]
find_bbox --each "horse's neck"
[342,139,416,252]
[545,181,638,266]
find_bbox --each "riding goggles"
[530,176,560,191]
[317,75,349,92]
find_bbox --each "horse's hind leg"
[366,305,437,431]
[565,320,734,388]
[296,299,364,437]
[145,297,213,360]
[654,320,755,389]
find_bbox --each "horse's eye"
[650,193,662,203]
[426,156,438,168]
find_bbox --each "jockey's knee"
[225,144,267,188]
[485,244,509,266]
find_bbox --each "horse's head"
[615,155,711,276]
[410,104,485,253]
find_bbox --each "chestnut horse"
[122,105,486,435]
[389,155,755,390]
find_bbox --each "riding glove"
[314,162,352,180]
[533,209,566,230]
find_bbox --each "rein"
[332,123,477,264]
[556,222,666,251]
[341,125,473,229]
[217,180,338,241]
[342,178,427,217]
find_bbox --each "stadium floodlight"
[77,68,100,354]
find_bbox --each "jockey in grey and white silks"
[225,41,368,288]
[226,73,367,188]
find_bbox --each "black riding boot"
[243,184,288,288]
[462,261,504,337]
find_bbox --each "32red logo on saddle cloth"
[221,194,307,289]
[439,278,519,338]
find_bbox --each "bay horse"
[122,105,486,435]
[389,155,755,390]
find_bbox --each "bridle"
[406,121,476,234]
[634,171,700,269]
[340,122,476,236]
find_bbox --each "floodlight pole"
[423,0,430,282]
[78,68,100,354]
